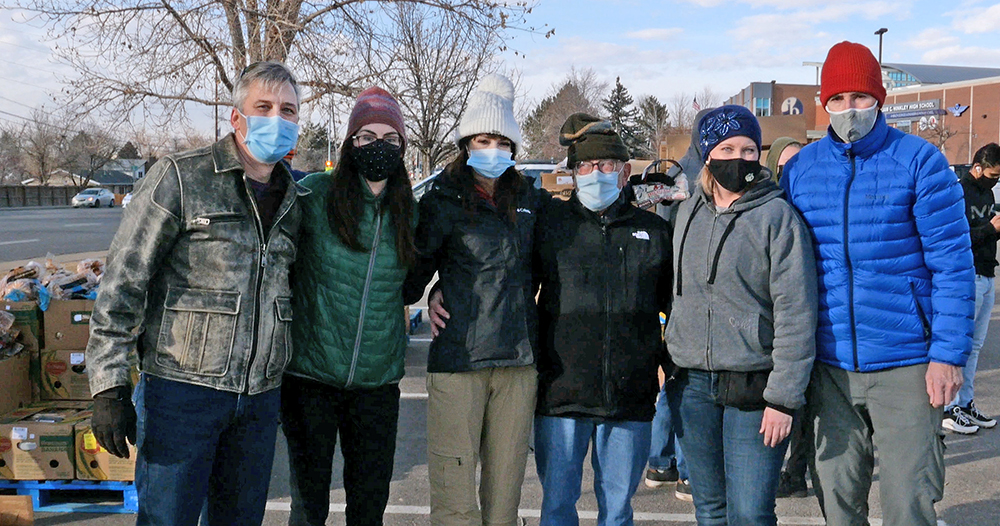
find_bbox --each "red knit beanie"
[347,87,406,151]
[820,41,886,108]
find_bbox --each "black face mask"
[351,140,402,182]
[707,158,761,193]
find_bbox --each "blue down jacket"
[780,114,974,372]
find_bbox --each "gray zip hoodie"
[665,180,818,410]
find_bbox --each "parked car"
[71,188,115,208]
[121,192,133,209]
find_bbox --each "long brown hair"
[445,137,524,223]
[327,140,416,267]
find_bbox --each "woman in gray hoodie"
[665,105,818,526]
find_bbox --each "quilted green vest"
[286,171,409,388]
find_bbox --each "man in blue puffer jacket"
[780,41,975,526]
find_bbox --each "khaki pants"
[811,362,945,526]
[427,366,537,526]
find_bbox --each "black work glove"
[92,385,137,459]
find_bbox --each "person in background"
[667,104,818,525]
[649,109,711,501]
[764,138,802,183]
[280,87,415,526]
[403,73,549,526]
[780,41,974,526]
[532,113,672,526]
[86,61,306,526]
[941,142,1000,435]
[764,136,813,499]
[645,363,691,502]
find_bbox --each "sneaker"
[644,464,679,488]
[942,406,979,435]
[675,479,693,502]
[775,471,808,498]
[962,401,997,429]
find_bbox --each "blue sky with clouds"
[504,0,1000,110]
[1,0,999,133]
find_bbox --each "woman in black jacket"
[403,74,548,526]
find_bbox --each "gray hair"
[231,61,300,110]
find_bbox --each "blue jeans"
[648,379,688,480]
[948,274,994,409]
[134,374,281,526]
[677,370,787,526]
[534,416,651,526]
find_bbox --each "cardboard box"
[0,407,89,480]
[43,300,94,351]
[39,350,91,401]
[0,302,40,343]
[0,495,33,526]
[541,172,575,200]
[0,350,30,416]
[74,417,136,481]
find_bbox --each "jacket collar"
[569,189,635,224]
[825,111,889,159]
[213,133,310,196]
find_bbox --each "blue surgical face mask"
[575,169,622,211]
[466,148,516,179]
[237,110,300,164]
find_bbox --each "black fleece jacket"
[534,192,672,422]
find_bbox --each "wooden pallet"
[0,480,137,514]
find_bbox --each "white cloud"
[921,45,1000,67]
[953,3,1000,32]
[625,28,683,41]
[902,28,960,51]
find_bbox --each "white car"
[516,161,559,189]
[71,188,115,208]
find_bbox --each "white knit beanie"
[455,73,522,152]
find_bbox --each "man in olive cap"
[532,113,673,526]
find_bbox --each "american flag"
[692,97,701,111]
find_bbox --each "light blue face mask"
[575,169,622,211]
[237,110,300,164]
[467,148,516,179]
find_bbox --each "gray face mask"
[827,104,879,143]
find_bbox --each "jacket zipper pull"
[260,244,267,268]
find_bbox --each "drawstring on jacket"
[675,197,742,295]
[675,199,704,297]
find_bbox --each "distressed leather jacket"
[86,134,309,396]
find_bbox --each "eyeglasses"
[576,160,621,175]
[353,132,403,148]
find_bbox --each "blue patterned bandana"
[698,105,762,162]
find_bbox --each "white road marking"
[0,239,39,246]
[62,223,101,228]
[263,502,864,524]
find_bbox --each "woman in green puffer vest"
[281,87,416,526]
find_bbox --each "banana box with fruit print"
[39,350,91,400]
[74,417,136,481]
[0,407,90,480]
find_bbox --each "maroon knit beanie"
[347,87,406,151]
[820,41,886,108]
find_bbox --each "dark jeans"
[648,378,688,479]
[677,369,787,526]
[281,375,401,526]
[134,374,281,526]
[783,407,812,480]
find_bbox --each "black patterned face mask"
[351,140,402,182]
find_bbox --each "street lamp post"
[875,28,888,65]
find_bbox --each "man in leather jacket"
[85,61,308,526]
